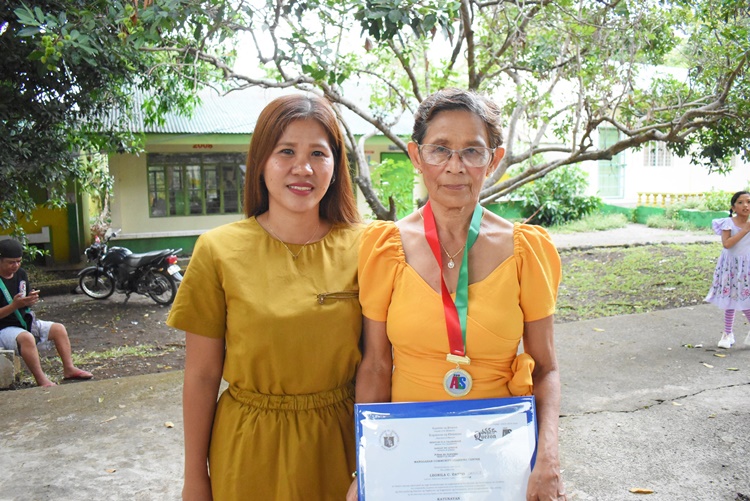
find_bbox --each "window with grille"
[147,153,246,217]
[643,142,672,167]
[598,128,625,198]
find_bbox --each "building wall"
[108,133,408,251]
[0,207,71,263]
[110,150,242,237]
[625,160,750,202]
[108,136,249,255]
[582,134,750,205]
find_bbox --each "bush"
[702,190,732,212]
[511,165,602,226]
[664,203,687,220]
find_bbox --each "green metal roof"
[108,87,412,136]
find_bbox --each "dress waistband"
[228,383,354,411]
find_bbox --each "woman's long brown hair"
[243,94,361,225]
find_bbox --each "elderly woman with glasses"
[350,88,566,500]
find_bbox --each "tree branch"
[460,0,477,89]
[387,39,423,102]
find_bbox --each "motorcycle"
[78,229,183,305]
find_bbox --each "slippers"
[63,369,94,381]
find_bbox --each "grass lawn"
[556,243,718,323]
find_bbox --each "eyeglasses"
[417,144,496,168]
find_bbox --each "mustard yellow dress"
[167,218,363,500]
[358,221,561,402]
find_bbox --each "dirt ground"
[10,287,184,390]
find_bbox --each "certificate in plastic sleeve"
[354,397,536,501]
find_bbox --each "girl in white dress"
[705,190,750,348]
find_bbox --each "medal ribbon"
[423,201,483,358]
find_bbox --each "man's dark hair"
[0,239,24,259]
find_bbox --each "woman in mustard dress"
[168,94,363,500]
[349,88,566,500]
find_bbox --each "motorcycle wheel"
[79,269,116,299]
[147,270,177,305]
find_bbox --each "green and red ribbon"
[422,201,482,359]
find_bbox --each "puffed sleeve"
[166,232,227,338]
[358,221,404,322]
[514,224,562,322]
[711,217,733,236]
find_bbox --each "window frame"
[643,142,672,167]
[147,153,246,217]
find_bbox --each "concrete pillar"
[0,349,18,389]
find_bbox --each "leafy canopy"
[7,0,749,224]
[134,0,749,219]
[1,0,230,232]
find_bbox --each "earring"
[330,172,336,186]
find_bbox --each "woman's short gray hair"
[411,88,504,148]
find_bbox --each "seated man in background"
[0,239,93,387]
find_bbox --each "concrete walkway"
[2,224,747,501]
[0,372,184,501]
[556,305,749,500]
[550,222,716,250]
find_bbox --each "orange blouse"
[358,221,561,402]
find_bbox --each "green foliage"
[659,202,713,232]
[78,153,114,238]
[25,263,59,284]
[702,190,733,212]
[369,157,416,220]
[6,0,748,225]
[510,166,602,227]
[354,0,460,41]
[664,202,693,219]
[662,0,750,168]
[240,0,749,216]
[1,0,229,232]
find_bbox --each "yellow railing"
[637,192,707,207]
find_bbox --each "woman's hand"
[345,478,358,501]
[526,456,566,500]
[182,473,213,501]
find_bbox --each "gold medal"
[443,367,473,397]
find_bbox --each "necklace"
[441,243,465,269]
[265,220,322,260]
[418,207,466,269]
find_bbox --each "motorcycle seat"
[125,249,176,268]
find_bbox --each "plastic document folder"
[354,396,537,501]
